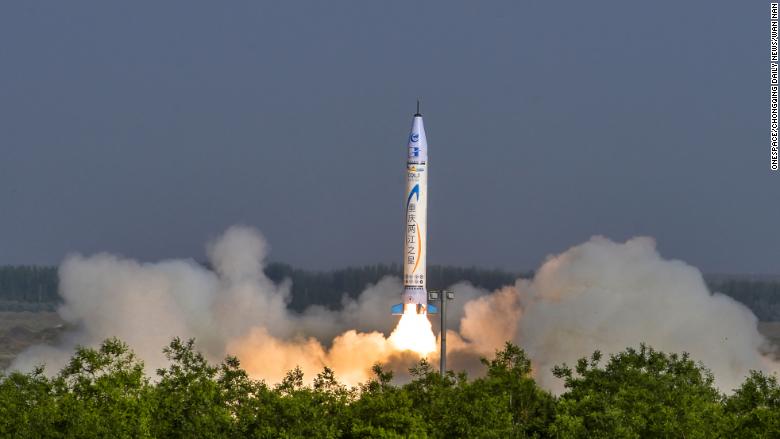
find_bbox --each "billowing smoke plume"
[10,228,778,392]
[12,226,413,386]
[448,236,778,392]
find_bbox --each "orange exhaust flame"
[388,303,437,356]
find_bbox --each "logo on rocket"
[407,184,419,207]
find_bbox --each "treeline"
[0,266,58,311]
[1,338,778,438]
[263,263,521,311]
[2,265,780,320]
[710,279,780,321]
[0,266,58,302]
[0,264,521,313]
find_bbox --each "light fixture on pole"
[428,289,455,376]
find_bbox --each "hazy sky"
[1,2,777,274]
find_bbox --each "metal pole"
[440,293,446,376]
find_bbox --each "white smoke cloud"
[451,236,777,392]
[11,226,403,385]
[10,227,778,393]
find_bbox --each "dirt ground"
[0,311,67,370]
[759,322,780,348]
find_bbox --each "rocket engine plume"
[388,303,437,356]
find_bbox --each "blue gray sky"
[1,2,777,274]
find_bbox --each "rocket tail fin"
[392,303,438,314]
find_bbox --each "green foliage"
[54,338,152,438]
[54,338,151,438]
[260,366,350,438]
[150,337,233,438]
[0,338,154,438]
[479,342,556,437]
[404,359,502,438]
[1,338,778,438]
[349,365,427,438]
[722,370,780,437]
[549,344,724,438]
[391,345,554,439]
[0,366,58,437]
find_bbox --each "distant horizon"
[2,260,779,281]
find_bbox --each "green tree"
[348,364,428,438]
[150,338,232,438]
[403,356,520,439]
[723,370,780,437]
[477,342,556,437]
[0,366,59,437]
[549,344,723,438]
[215,354,278,437]
[254,366,350,438]
[9,336,779,438]
[53,338,152,438]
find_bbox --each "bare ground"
[0,311,67,370]
[759,322,780,351]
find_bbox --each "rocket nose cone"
[407,113,427,162]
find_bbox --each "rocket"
[392,103,437,315]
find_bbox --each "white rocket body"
[392,112,436,315]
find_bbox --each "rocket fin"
[391,303,404,315]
